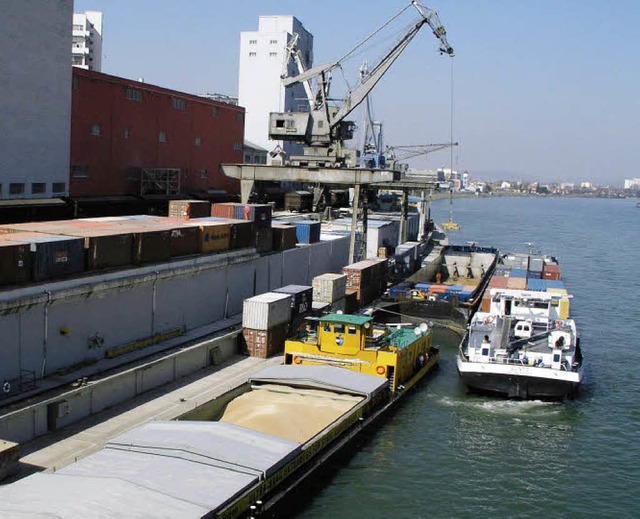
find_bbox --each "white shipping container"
[313,273,347,303]
[242,292,292,330]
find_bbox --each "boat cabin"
[284,313,433,392]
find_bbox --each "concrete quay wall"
[0,236,349,385]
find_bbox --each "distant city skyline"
[74,0,638,186]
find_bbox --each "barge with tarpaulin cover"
[0,359,437,518]
[456,252,584,399]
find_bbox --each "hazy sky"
[74,0,638,185]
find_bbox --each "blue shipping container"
[527,279,546,291]
[510,269,527,278]
[292,221,321,244]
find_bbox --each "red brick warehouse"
[70,68,243,198]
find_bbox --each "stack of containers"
[291,221,321,244]
[211,203,273,253]
[168,200,211,219]
[241,292,292,358]
[273,284,313,331]
[196,217,254,250]
[0,219,135,271]
[312,273,347,311]
[271,223,297,251]
[342,258,388,307]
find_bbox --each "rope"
[337,3,412,64]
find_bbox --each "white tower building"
[72,11,103,72]
[0,0,72,199]
[238,16,313,159]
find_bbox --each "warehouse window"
[123,127,130,139]
[269,52,277,57]
[233,141,242,151]
[194,136,201,146]
[200,169,208,179]
[72,75,79,90]
[31,183,46,195]
[249,39,257,44]
[125,88,142,101]
[236,113,243,123]
[270,39,278,44]
[91,124,100,136]
[249,52,256,57]
[52,182,66,194]
[72,166,89,178]
[172,97,186,110]
[211,106,219,117]
[9,183,25,195]
[158,131,166,143]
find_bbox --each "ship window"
[348,326,357,335]
[553,353,561,362]
[323,323,331,332]
[333,324,345,334]
[481,348,489,356]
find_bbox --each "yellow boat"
[284,313,438,392]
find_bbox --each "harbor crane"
[222,1,453,261]
[268,1,454,168]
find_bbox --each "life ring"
[375,365,386,375]
[555,320,563,329]
[293,356,303,365]
[2,381,10,394]
[484,315,495,325]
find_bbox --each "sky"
[74,0,639,185]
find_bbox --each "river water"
[298,196,640,518]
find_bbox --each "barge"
[456,253,584,399]
[376,243,498,327]
[0,323,438,518]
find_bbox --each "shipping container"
[196,222,231,253]
[242,292,292,331]
[196,217,255,249]
[488,276,509,288]
[291,221,321,244]
[284,191,313,212]
[83,233,134,270]
[312,273,347,303]
[0,240,32,286]
[526,271,542,279]
[528,256,545,273]
[168,200,211,219]
[255,227,273,254]
[211,203,272,229]
[2,232,85,281]
[271,224,297,251]
[506,277,527,289]
[501,254,528,269]
[273,285,313,317]
[542,264,561,280]
[510,269,527,278]
[526,278,546,292]
[241,322,289,358]
[167,226,200,257]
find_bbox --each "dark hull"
[458,371,580,400]
[374,300,469,329]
